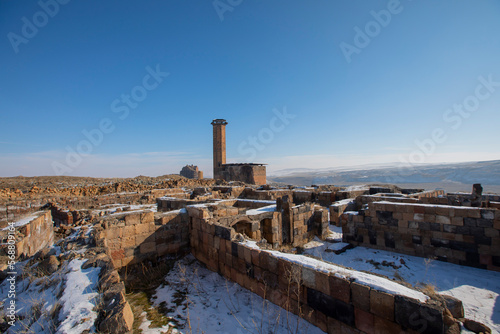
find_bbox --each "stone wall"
[83,251,134,333]
[189,207,454,334]
[342,201,500,271]
[445,192,500,207]
[221,164,267,185]
[330,199,356,226]
[0,211,54,269]
[279,198,329,246]
[0,199,47,228]
[95,209,190,268]
[242,188,293,201]
[156,196,204,211]
[408,189,445,199]
[180,165,202,179]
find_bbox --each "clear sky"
[1,0,499,177]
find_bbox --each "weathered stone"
[370,289,394,321]
[38,255,60,274]
[99,302,134,334]
[463,319,491,334]
[394,295,443,334]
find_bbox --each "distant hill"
[268,160,500,193]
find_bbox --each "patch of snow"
[151,255,324,334]
[2,211,45,230]
[303,241,500,332]
[330,198,356,207]
[139,312,175,334]
[344,185,369,191]
[241,240,428,302]
[343,211,359,215]
[235,199,276,204]
[373,200,481,210]
[246,205,276,216]
[57,259,101,334]
[326,225,343,242]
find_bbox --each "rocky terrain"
[0,175,242,200]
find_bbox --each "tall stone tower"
[211,119,227,180]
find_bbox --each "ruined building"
[211,119,266,185]
[180,165,203,179]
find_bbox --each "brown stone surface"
[370,289,395,321]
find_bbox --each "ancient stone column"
[211,119,228,180]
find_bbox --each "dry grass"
[121,259,179,333]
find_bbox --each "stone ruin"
[1,180,498,333]
[179,164,203,179]
[211,119,267,185]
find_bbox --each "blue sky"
[1,0,499,177]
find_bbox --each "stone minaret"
[211,119,227,180]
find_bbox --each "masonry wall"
[189,207,449,334]
[330,200,356,226]
[0,199,47,228]
[408,189,445,199]
[281,202,329,246]
[156,196,203,212]
[0,211,54,269]
[222,165,267,185]
[342,202,500,271]
[242,188,293,201]
[96,210,190,269]
[251,165,267,185]
[180,165,201,179]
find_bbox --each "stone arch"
[231,217,259,239]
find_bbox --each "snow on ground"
[138,311,174,334]
[0,223,101,334]
[56,259,101,334]
[325,225,343,242]
[149,255,324,334]
[246,204,276,216]
[0,259,62,333]
[344,185,369,192]
[0,255,101,333]
[242,240,428,302]
[304,226,500,332]
[330,198,356,207]
[1,211,45,230]
[93,203,157,216]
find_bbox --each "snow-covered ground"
[0,216,101,334]
[304,226,500,332]
[92,203,157,216]
[246,204,276,216]
[0,256,101,333]
[144,255,325,334]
